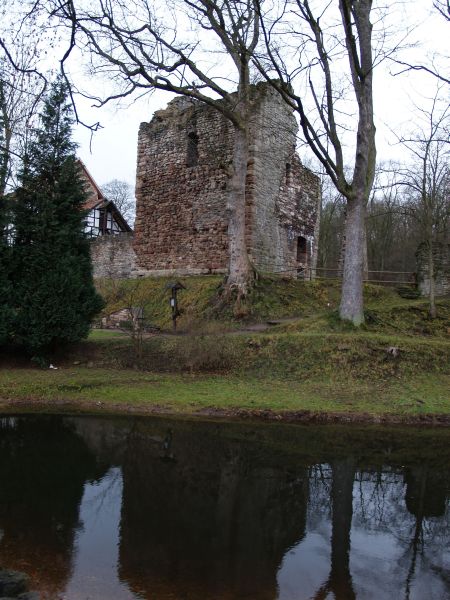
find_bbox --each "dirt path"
[136,316,303,338]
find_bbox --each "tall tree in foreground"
[0,83,11,345]
[0,192,13,346]
[49,0,261,303]
[257,0,377,324]
[12,77,103,360]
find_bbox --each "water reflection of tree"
[304,457,449,600]
[353,467,407,531]
[349,465,449,599]
[312,459,356,600]
[307,464,332,526]
[0,416,106,596]
[2,417,448,600]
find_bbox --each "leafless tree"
[256,0,378,324]
[434,0,450,20]
[0,1,47,194]
[392,1,449,86]
[365,164,406,275]
[317,178,346,277]
[0,64,46,195]
[96,277,151,367]
[44,0,262,305]
[101,179,135,225]
[395,91,449,318]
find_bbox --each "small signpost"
[165,281,186,331]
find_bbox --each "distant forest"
[318,161,449,278]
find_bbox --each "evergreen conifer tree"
[12,77,103,360]
[0,196,13,347]
[0,97,14,347]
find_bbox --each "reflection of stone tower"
[0,417,105,596]
[134,82,321,278]
[118,420,309,599]
[405,466,447,518]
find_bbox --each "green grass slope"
[0,278,448,421]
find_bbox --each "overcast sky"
[71,0,449,193]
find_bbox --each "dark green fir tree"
[0,195,13,347]
[0,86,14,347]
[12,77,103,360]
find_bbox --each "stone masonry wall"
[134,83,320,277]
[247,87,320,274]
[134,97,233,276]
[417,242,450,297]
[90,233,136,279]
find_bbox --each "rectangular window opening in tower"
[297,235,308,263]
[187,132,199,167]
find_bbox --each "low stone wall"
[90,233,136,279]
[416,242,449,297]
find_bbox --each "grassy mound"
[79,328,450,380]
[96,276,449,338]
[2,277,447,421]
[96,275,221,330]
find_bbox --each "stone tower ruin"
[134,82,320,277]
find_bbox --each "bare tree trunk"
[226,122,253,300]
[257,0,376,323]
[225,61,255,302]
[362,222,368,280]
[339,197,366,325]
[313,458,356,600]
[339,210,368,283]
[0,80,12,196]
[329,459,356,600]
[404,467,426,600]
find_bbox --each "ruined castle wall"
[417,242,450,297]
[134,84,320,277]
[90,233,136,279]
[246,88,294,272]
[247,87,320,274]
[134,98,233,275]
[278,159,321,275]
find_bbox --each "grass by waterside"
[81,327,449,383]
[1,280,448,423]
[0,367,449,422]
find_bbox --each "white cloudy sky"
[69,0,449,192]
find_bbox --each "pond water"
[0,414,449,600]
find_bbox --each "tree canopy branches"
[46,0,265,296]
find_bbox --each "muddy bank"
[1,398,449,427]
